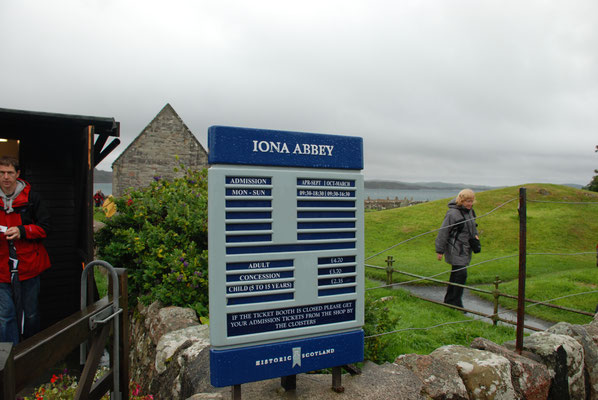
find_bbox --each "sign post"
[208,126,364,389]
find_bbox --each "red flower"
[127,198,134,206]
[50,374,58,383]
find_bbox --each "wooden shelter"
[0,107,120,329]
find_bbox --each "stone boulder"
[186,394,224,400]
[155,325,210,374]
[470,337,550,400]
[151,324,211,399]
[395,353,468,399]
[431,345,516,399]
[583,322,598,348]
[149,305,199,344]
[547,322,598,399]
[129,301,217,399]
[505,332,585,399]
[129,302,161,392]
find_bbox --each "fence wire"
[365,251,595,291]
[529,200,598,204]
[364,197,518,261]
[363,193,598,340]
[365,288,598,339]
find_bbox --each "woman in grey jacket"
[435,189,479,308]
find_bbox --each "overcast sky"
[1,0,596,186]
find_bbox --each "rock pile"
[130,301,598,399]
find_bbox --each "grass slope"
[365,184,598,324]
[365,281,517,361]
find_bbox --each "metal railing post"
[81,260,122,400]
[385,256,394,286]
[516,187,527,354]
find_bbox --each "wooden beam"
[13,298,110,392]
[0,343,15,400]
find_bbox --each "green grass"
[94,268,109,298]
[477,268,598,325]
[93,208,110,297]
[365,279,517,361]
[93,207,108,223]
[364,184,598,355]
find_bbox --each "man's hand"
[5,226,21,240]
[437,253,443,261]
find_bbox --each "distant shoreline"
[94,171,584,199]
[364,180,498,191]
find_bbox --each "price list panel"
[209,166,363,347]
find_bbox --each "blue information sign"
[208,126,364,387]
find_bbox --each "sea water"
[94,184,457,201]
[93,183,112,196]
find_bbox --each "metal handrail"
[81,260,122,400]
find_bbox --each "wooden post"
[232,384,242,400]
[492,276,501,326]
[0,343,15,400]
[117,269,130,400]
[516,187,527,354]
[281,375,296,391]
[385,256,394,286]
[332,366,344,393]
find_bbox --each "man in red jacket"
[0,156,51,344]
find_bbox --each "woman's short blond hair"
[456,189,475,206]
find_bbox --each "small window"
[0,138,20,160]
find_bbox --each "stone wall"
[112,104,208,197]
[130,301,598,400]
[364,197,426,211]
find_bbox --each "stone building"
[112,103,208,196]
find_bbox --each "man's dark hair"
[0,156,20,171]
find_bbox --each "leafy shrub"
[363,294,399,363]
[95,163,209,317]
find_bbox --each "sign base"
[210,330,364,387]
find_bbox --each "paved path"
[400,284,554,331]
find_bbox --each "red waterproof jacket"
[0,180,51,282]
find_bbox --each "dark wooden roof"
[0,107,120,137]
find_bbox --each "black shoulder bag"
[459,209,481,253]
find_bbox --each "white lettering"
[293,144,334,156]
[239,272,281,280]
[252,143,333,156]
[248,261,270,269]
[252,140,290,154]
[229,177,268,185]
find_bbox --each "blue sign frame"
[208,125,364,169]
[210,330,364,387]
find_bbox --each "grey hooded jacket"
[435,198,478,266]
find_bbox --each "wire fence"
[363,190,598,344]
